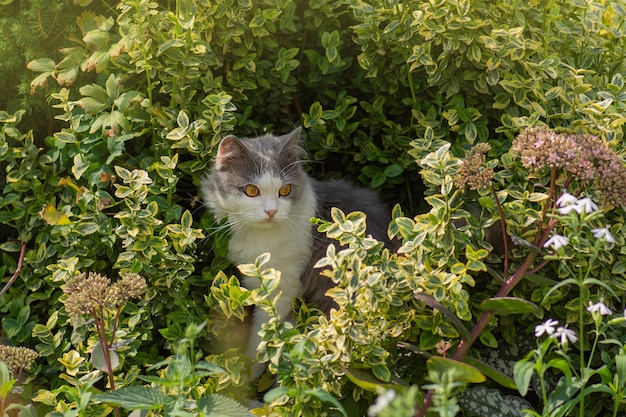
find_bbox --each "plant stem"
[0,241,27,298]
[579,282,585,417]
[93,307,121,417]
[490,184,509,280]
[414,253,539,417]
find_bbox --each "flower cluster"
[454,142,494,190]
[0,345,39,375]
[512,127,626,208]
[63,272,147,316]
[543,192,615,251]
[534,319,577,344]
[556,192,598,215]
[535,302,614,346]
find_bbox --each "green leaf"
[414,293,472,342]
[513,360,534,396]
[303,389,347,417]
[27,58,56,73]
[427,357,486,383]
[39,204,71,226]
[94,386,165,410]
[197,393,253,417]
[80,83,109,104]
[383,164,404,178]
[105,73,120,99]
[616,355,626,388]
[480,297,539,315]
[91,341,120,372]
[75,222,99,235]
[72,153,90,179]
[462,357,517,390]
[372,365,391,382]
[344,367,407,392]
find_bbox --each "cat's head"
[201,127,312,228]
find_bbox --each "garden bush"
[2,0,626,416]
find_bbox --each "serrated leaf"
[197,393,253,417]
[94,386,165,410]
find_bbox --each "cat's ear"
[280,126,304,160]
[215,135,246,169]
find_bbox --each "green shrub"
[1,0,626,416]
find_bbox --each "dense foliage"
[2,0,626,416]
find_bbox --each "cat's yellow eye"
[279,184,292,197]
[244,184,260,197]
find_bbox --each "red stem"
[0,241,27,298]
[414,253,539,417]
[491,184,510,280]
[414,181,564,417]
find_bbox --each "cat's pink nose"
[265,209,277,219]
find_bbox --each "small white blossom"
[558,204,580,215]
[535,318,559,337]
[368,389,396,416]
[591,227,615,244]
[551,326,578,345]
[575,197,599,214]
[587,301,612,316]
[556,192,579,209]
[544,234,569,250]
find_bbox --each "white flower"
[591,227,615,244]
[556,192,579,208]
[544,234,569,250]
[368,389,396,416]
[551,326,578,345]
[575,197,599,214]
[558,204,580,215]
[535,318,559,337]
[556,194,600,215]
[587,301,612,316]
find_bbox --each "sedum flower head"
[0,345,39,375]
[63,271,146,316]
[455,143,494,190]
[114,272,148,303]
[512,127,626,208]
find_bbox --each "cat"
[201,127,391,377]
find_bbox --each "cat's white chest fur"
[225,175,316,375]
